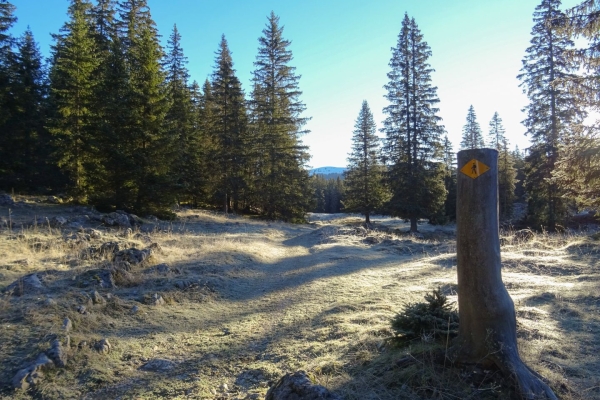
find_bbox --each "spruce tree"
[164,24,200,205]
[1,29,49,191]
[344,100,387,224]
[382,14,446,233]
[0,0,16,130]
[211,35,250,213]
[486,112,516,219]
[460,105,484,150]
[250,12,312,221]
[487,111,505,149]
[118,0,171,214]
[441,134,457,222]
[518,0,584,230]
[48,0,98,200]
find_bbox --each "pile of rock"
[12,338,68,390]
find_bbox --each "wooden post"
[451,148,557,400]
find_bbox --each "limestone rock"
[48,216,68,228]
[266,371,342,400]
[77,305,87,314]
[95,338,112,354]
[5,273,44,296]
[99,269,116,288]
[152,293,165,306]
[47,339,67,368]
[102,212,131,228]
[91,290,105,305]
[114,245,155,266]
[62,317,72,332]
[12,353,54,390]
[46,195,61,204]
[139,358,176,372]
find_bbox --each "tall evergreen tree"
[1,29,49,191]
[512,146,526,202]
[117,0,171,213]
[460,105,484,150]
[441,134,457,222]
[518,0,584,230]
[486,112,516,219]
[0,0,16,131]
[211,35,249,213]
[163,24,200,205]
[48,0,98,200]
[382,13,446,233]
[250,12,312,221]
[487,111,506,149]
[344,101,387,224]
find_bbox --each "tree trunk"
[365,211,370,225]
[410,216,418,233]
[450,148,557,400]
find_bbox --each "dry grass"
[0,203,598,399]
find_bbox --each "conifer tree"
[48,0,98,200]
[513,146,526,202]
[1,29,49,190]
[250,12,312,221]
[344,100,387,224]
[487,111,505,149]
[164,24,199,204]
[211,35,250,213]
[382,13,446,233]
[0,0,16,131]
[117,0,171,214]
[460,105,484,150]
[486,112,516,219]
[518,0,584,230]
[441,134,457,222]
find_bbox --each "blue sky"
[8,0,580,168]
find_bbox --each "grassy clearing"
[0,203,598,399]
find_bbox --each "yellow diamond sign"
[460,159,490,179]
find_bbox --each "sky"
[8,0,582,168]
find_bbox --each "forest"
[0,0,599,231]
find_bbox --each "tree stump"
[450,148,557,400]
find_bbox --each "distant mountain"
[309,166,347,176]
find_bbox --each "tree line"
[1,0,599,230]
[341,0,600,232]
[0,0,311,220]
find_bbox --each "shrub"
[391,287,459,343]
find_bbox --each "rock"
[95,338,112,354]
[220,383,229,392]
[47,339,67,368]
[46,195,62,204]
[91,290,105,305]
[77,305,87,314]
[48,216,68,227]
[139,358,176,372]
[99,241,120,258]
[5,273,44,296]
[155,263,170,274]
[45,297,57,307]
[78,340,88,349]
[514,229,535,242]
[62,317,72,332]
[152,293,165,306]
[102,212,131,228]
[114,245,155,266]
[266,371,342,400]
[86,229,102,239]
[99,269,116,288]
[0,192,15,206]
[12,353,54,390]
[175,280,197,290]
[131,305,140,314]
[66,222,83,230]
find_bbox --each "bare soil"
[0,199,599,399]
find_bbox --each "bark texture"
[450,148,557,400]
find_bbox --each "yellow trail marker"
[460,159,490,179]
